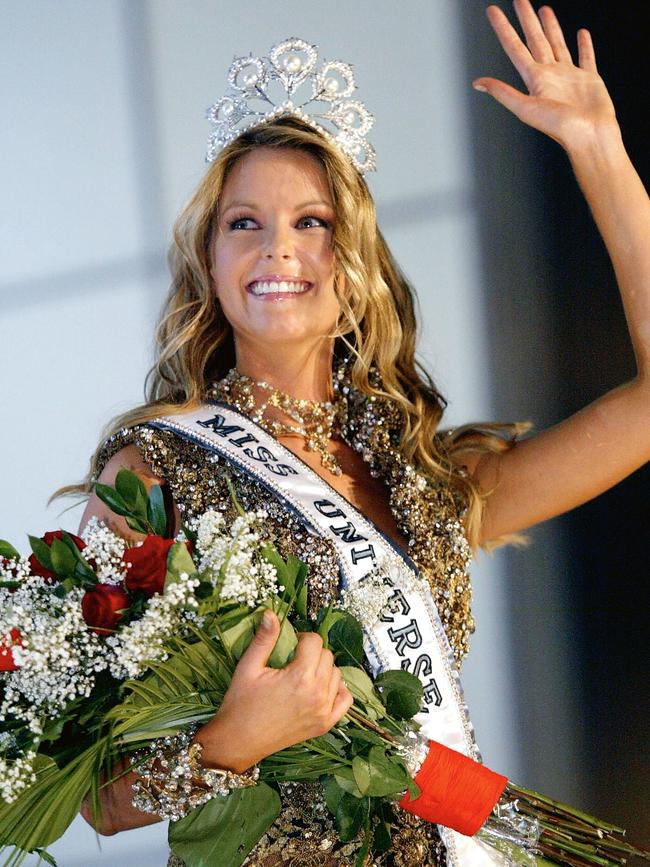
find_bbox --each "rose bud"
[81,585,130,635]
[29,530,86,583]
[123,536,177,598]
[0,628,24,671]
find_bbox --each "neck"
[234,337,334,401]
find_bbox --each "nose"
[262,222,295,260]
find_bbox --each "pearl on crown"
[325,77,339,94]
[283,53,303,73]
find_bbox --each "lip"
[246,274,313,288]
[246,275,314,300]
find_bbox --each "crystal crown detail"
[206,37,376,174]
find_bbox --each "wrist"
[193,713,259,775]
[563,119,625,166]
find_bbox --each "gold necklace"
[208,369,347,476]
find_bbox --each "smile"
[247,280,313,296]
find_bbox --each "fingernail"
[473,83,488,93]
[261,610,273,629]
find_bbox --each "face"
[210,147,342,356]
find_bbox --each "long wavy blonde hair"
[55,116,529,550]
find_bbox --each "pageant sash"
[151,404,502,867]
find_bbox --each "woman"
[72,1,650,864]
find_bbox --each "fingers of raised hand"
[538,5,573,63]
[577,28,597,73]
[486,4,535,80]
[512,0,555,63]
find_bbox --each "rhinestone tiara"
[205,37,376,174]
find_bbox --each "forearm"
[80,761,162,836]
[566,123,650,378]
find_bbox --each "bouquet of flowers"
[0,471,647,867]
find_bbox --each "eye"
[297,215,331,229]
[229,216,257,230]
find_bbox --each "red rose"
[123,536,176,598]
[81,585,130,635]
[28,530,86,583]
[0,628,24,671]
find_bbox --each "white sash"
[151,404,501,867]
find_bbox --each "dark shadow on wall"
[459,0,649,853]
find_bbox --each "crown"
[206,37,376,174]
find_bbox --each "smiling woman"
[4,3,650,866]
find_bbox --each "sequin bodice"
[96,384,475,866]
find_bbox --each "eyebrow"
[221,199,333,215]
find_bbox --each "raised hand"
[473,1,617,149]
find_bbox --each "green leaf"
[373,818,392,853]
[59,532,84,560]
[28,535,53,571]
[335,792,368,842]
[220,601,297,669]
[351,746,410,798]
[284,557,308,619]
[115,468,148,514]
[49,538,77,578]
[375,669,423,720]
[339,667,385,720]
[168,783,281,867]
[147,484,168,537]
[323,776,346,817]
[0,745,105,852]
[328,613,365,667]
[316,605,347,646]
[124,515,149,535]
[164,542,197,591]
[93,483,131,518]
[0,540,20,561]
[260,545,290,587]
[351,755,371,795]
[33,848,59,866]
[333,770,364,798]
[348,729,385,748]
[73,560,97,585]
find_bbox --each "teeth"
[249,280,311,295]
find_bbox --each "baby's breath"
[107,572,200,679]
[0,579,107,735]
[0,751,37,804]
[190,509,278,607]
[80,516,128,584]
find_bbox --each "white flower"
[341,556,421,628]
[0,750,37,804]
[107,572,200,679]
[189,509,278,607]
[80,517,128,585]
[0,580,108,735]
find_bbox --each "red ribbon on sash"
[400,740,508,836]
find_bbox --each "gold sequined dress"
[97,380,475,867]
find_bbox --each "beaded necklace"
[208,368,348,476]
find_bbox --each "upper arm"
[467,378,650,546]
[78,445,179,541]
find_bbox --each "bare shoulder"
[97,444,161,487]
[78,444,166,542]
